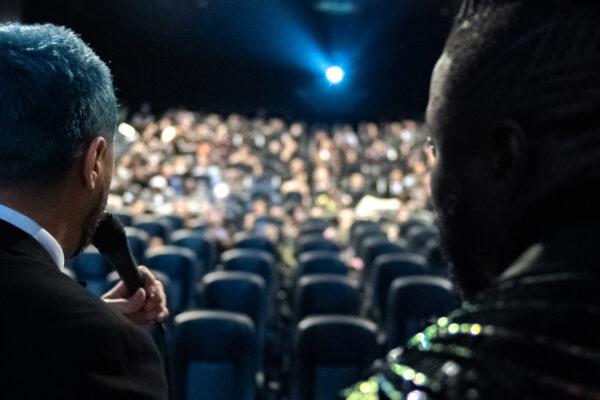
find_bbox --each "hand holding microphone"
[93,213,169,325]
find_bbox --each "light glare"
[326,66,344,84]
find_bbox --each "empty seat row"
[172,311,379,400]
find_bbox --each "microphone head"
[92,212,127,253]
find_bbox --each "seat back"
[296,237,340,256]
[145,246,197,313]
[349,220,379,244]
[371,253,427,320]
[406,225,439,253]
[133,216,172,242]
[200,271,267,368]
[298,251,347,276]
[173,311,258,400]
[361,240,406,287]
[295,275,360,319]
[124,227,150,265]
[386,276,458,350]
[157,215,185,231]
[292,315,378,400]
[69,246,109,297]
[221,248,275,292]
[114,213,133,227]
[234,234,279,260]
[171,229,215,276]
[351,223,383,252]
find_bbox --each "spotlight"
[326,66,344,84]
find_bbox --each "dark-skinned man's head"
[427,0,600,298]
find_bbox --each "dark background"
[15,0,456,121]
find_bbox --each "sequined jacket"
[345,222,600,400]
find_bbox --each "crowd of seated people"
[68,107,456,400]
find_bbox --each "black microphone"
[92,213,173,399]
[92,212,144,295]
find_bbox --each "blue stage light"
[326,66,344,84]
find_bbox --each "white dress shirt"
[0,203,65,270]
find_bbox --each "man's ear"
[490,120,528,200]
[82,137,107,191]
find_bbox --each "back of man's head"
[428,0,600,297]
[0,23,117,190]
[438,0,600,158]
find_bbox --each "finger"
[143,299,159,312]
[101,280,124,300]
[125,288,146,313]
[105,288,146,315]
[144,310,159,321]
[138,266,157,292]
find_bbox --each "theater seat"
[114,213,133,227]
[386,276,458,350]
[298,251,347,276]
[295,275,360,319]
[133,216,172,243]
[199,271,267,369]
[292,315,378,400]
[361,239,407,290]
[234,234,279,260]
[157,214,185,231]
[69,246,109,297]
[299,226,326,238]
[171,229,215,276]
[145,246,197,314]
[221,248,275,293]
[124,227,150,265]
[173,310,258,400]
[406,225,439,253]
[296,237,340,257]
[351,223,384,253]
[368,253,427,321]
[350,220,379,244]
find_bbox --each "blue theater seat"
[199,271,267,369]
[350,222,383,251]
[171,229,215,276]
[124,227,150,265]
[297,251,347,276]
[114,212,133,227]
[386,276,458,350]
[145,246,197,314]
[133,216,173,243]
[296,237,340,257]
[69,246,109,297]
[157,214,185,231]
[291,315,378,400]
[295,275,360,319]
[173,310,258,400]
[234,234,279,260]
[221,248,275,293]
[406,225,439,253]
[368,253,427,321]
[361,239,407,289]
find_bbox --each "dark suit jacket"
[0,220,168,399]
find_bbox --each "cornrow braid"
[443,0,600,136]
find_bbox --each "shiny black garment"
[345,222,600,400]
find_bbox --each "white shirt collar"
[0,203,65,270]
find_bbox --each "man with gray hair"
[0,24,168,399]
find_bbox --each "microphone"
[92,212,144,295]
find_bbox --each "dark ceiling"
[22,0,457,121]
